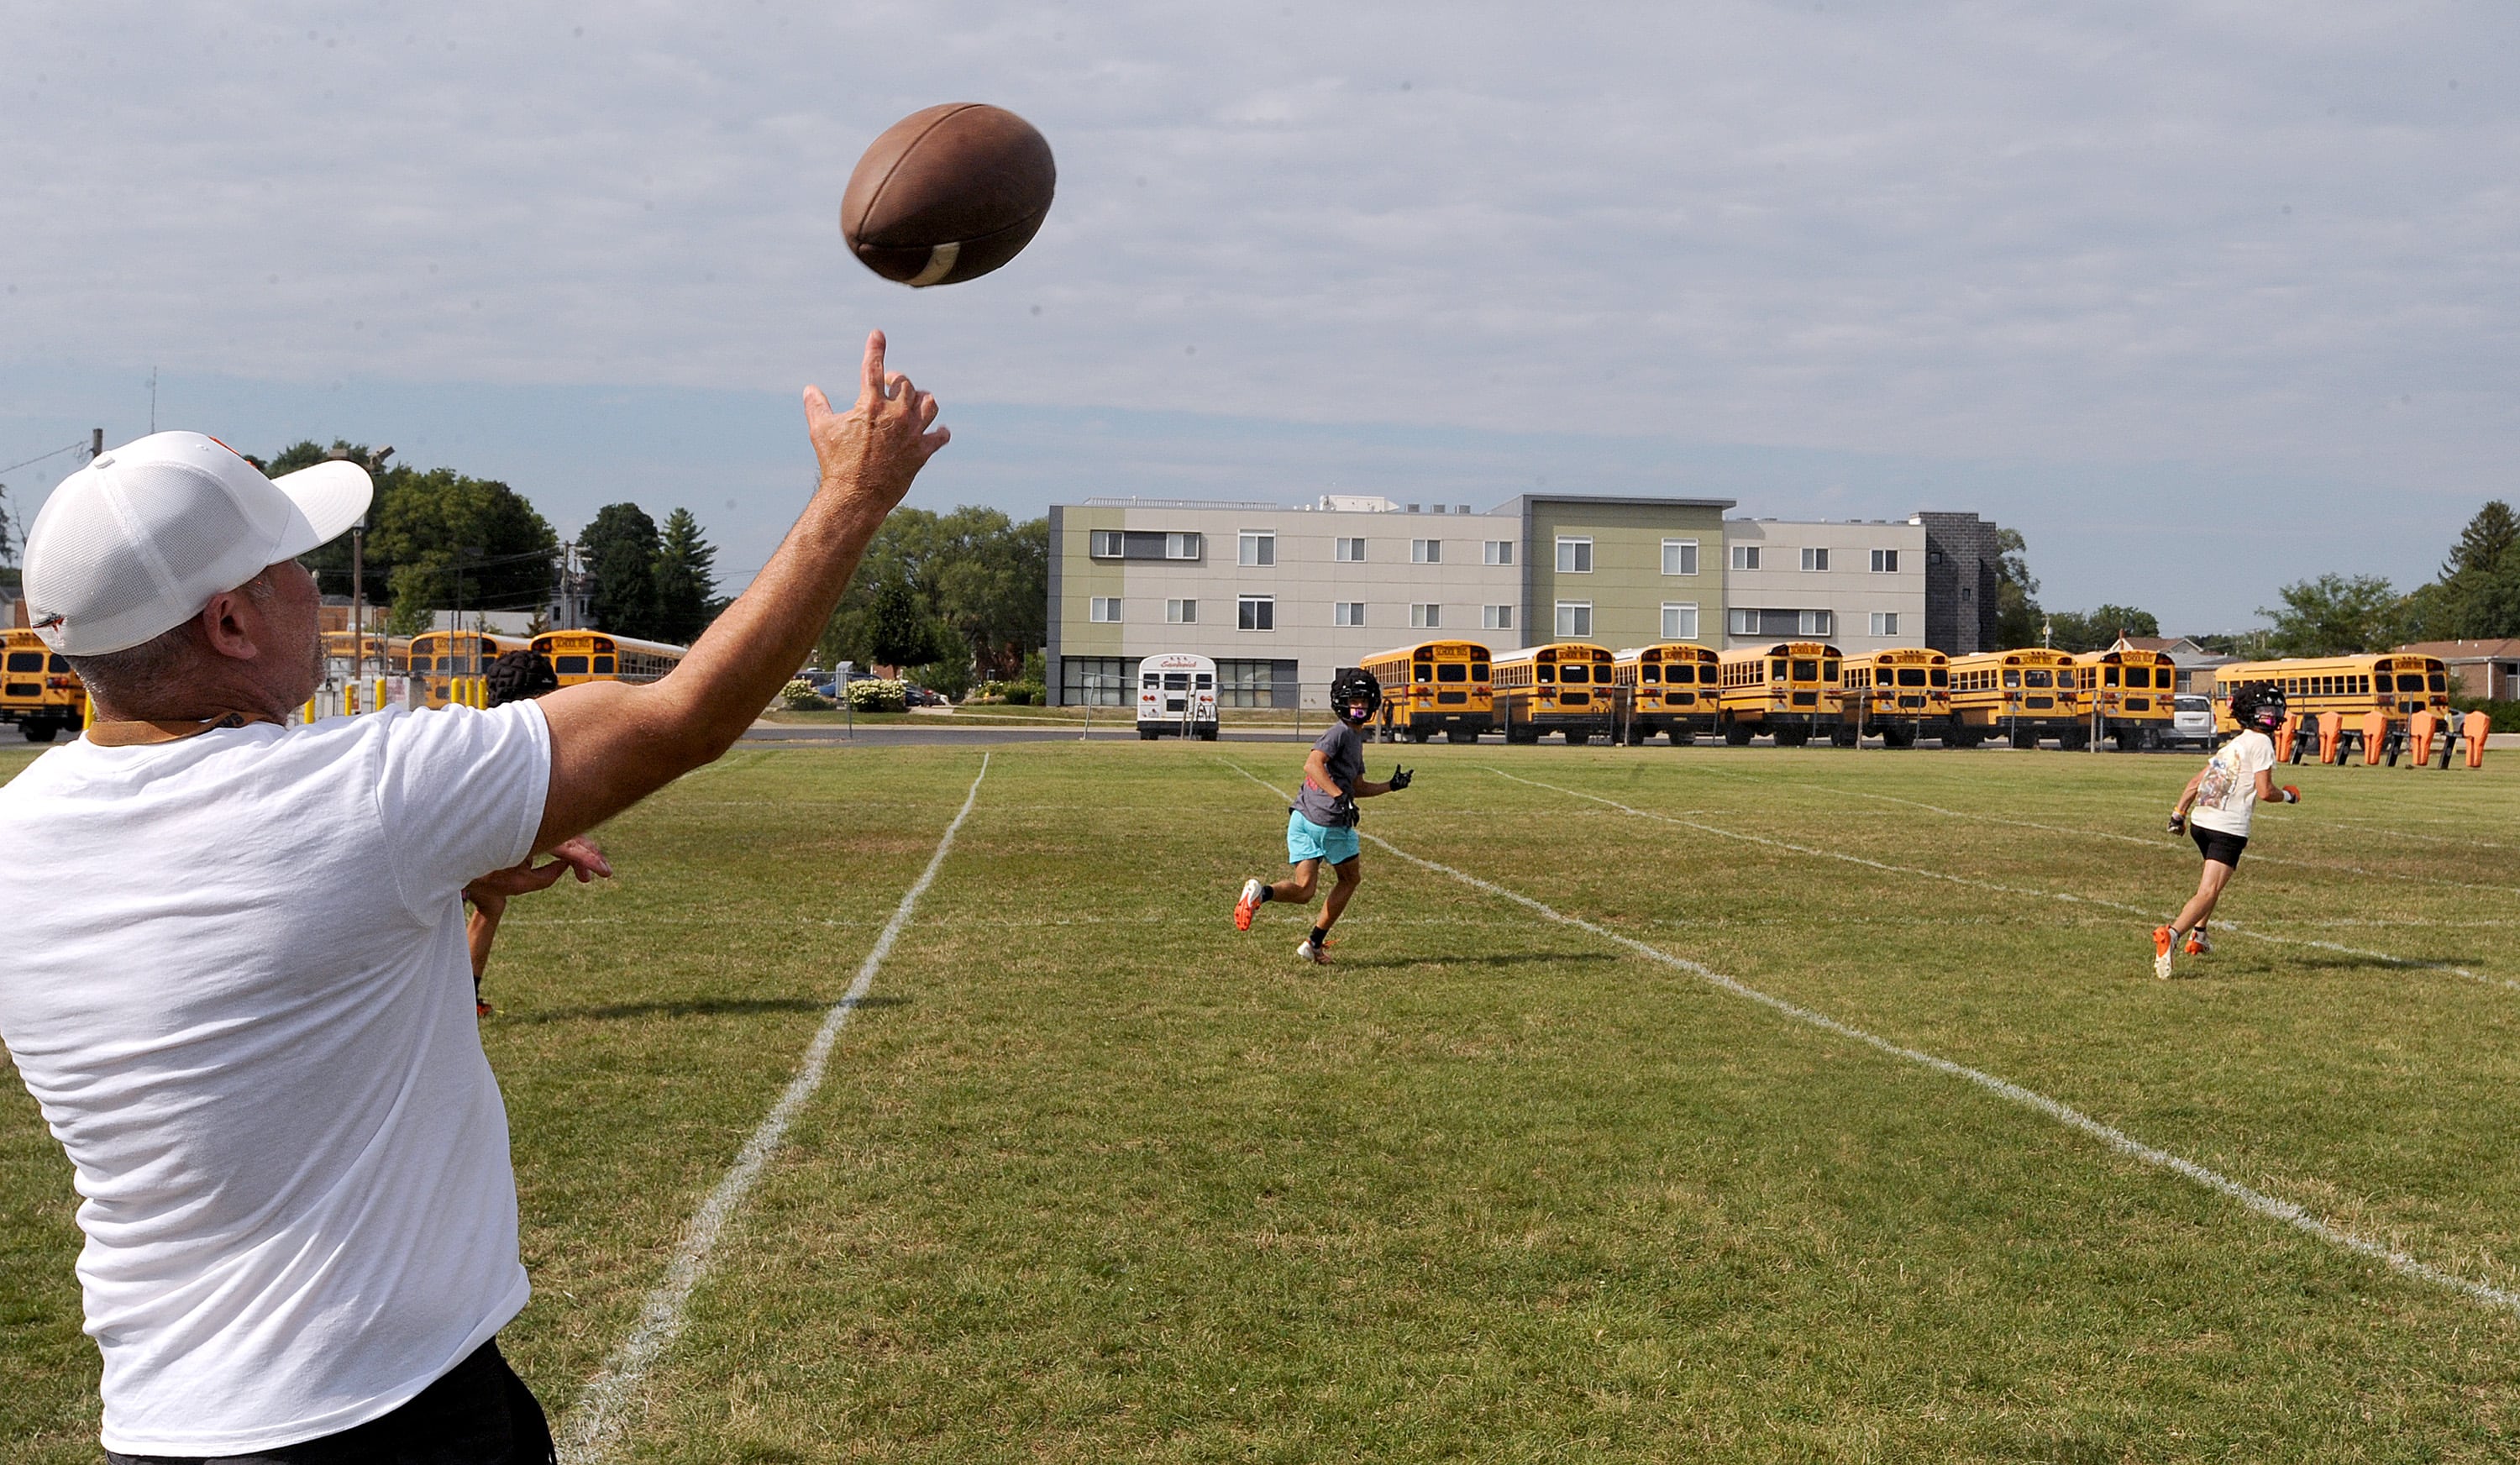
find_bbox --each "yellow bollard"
[302,697,317,724]
[345,682,360,716]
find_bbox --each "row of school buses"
[0,626,689,740]
[1333,639,2456,751]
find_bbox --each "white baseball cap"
[22,432,373,656]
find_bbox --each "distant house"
[2393,638,2520,701]
[2109,633,2238,695]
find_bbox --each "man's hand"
[465,838,613,921]
[1389,764,1413,791]
[802,330,950,512]
[2280,784,2301,804]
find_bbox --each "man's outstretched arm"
[533,330,947,851]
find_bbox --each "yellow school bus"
[1358,639,1493,743]
[1948,648,2084,748]
[1716,641,1842,746]
[1610,643,1719,745]
[2072,647,2177,752]
[530,630,688,688]
[409,629,530,707]
[1491,643,1616,744]
[1837,648,1950,748]
[0,628,87,743]
[2213,654,2451,760]
[323,631,411,678]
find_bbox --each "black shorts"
[108,1338,554,1465]
[2191,823,2249,869]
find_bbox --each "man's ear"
[197,589,258,662]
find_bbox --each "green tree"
[1992,526,2043,648]
[815,507,1049,685]
[582,502,663,639]
[653,508,721,644]
[2261,573,2407,657]
[260,440,559,636]
[866,575,946,673]
[2436,501,2520,638]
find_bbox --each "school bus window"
[2429,674,2446,691]
[2397,674,2423,691]
[1822,659,1838,680]
[1929,669,1947,686]
[1436,663,1467,682]
[1470,662,1489,680]
[2003,669,2021,688]
[554,655,590,675]
[49,655,70,673]
[1537,664,1556,682]
[1898,667,1927,686]
[1638,665,1660,683]
[1562,664,1589,684]
[1770,659,1788,679]
[6,651,41,672]
[1791,659,1818,680]
[2024,669,2051,688]
[593,656,617,674]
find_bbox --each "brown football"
[841,103,1056,287]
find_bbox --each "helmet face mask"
[2230,682,2286,733]
[1331,667,1383,726]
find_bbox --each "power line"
[0,440,85,477]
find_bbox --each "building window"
[1335,536,1367,562]
[1411,538,1441,564]
[1333,601,1365,627]
[1801,548,1830,571]
[1060,656,1130,706]
[1870,612,1899,637]
[1089,530,1203,560]
[1089,596,1122,623]
[1731,544,1760,570]
[1555,601,1593,638]
[1556,537,1593,573]
[1871,549,1898,573]
[1217,658,1298,709]
[1662,602,1698,640]
[1730,607,1834,637]
[1238,596,1275,631]
[1961,585,1973,603]
[1484,540,1515,566]
[1662,538,1698,575]
[1483,605,1513,630]
[1411,603,1441,629]
[1239,531,1275,567]
[1166,599,1197,624]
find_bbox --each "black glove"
[1389,764,1413,791]
[2166,810,2186,835]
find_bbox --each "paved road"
[739,722,1315,746]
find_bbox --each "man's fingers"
[860,329,888,400]
[916,391,940,428]
[921,423,952,457]
[801,385,833,425]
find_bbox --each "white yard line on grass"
[1484,767,2515,995]
[559,754,992,1465]
[1220,761,2520,1321]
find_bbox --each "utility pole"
[328,447,391,684]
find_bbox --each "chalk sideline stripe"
[1223,761,2520,1319]
[560,753,992,1462]
[1485,766,2512,993]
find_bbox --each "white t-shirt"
[0,702,550,1457]
[2191,727,2276,837]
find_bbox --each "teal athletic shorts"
[1286,809,1362,866]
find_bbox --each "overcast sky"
[4,1,2514,631]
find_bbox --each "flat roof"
[1499,492,1737,512]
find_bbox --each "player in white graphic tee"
[2155,682,2299,979]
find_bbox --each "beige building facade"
[1720,517,1929,654]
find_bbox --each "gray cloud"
[3,1,2514,628]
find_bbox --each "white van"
[1136,653,1220,741]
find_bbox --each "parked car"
[903,685,948,707]
[2166,694,2218,748]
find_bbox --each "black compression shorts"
[2191,823,2248,869]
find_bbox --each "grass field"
[6,738,2520,1462]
